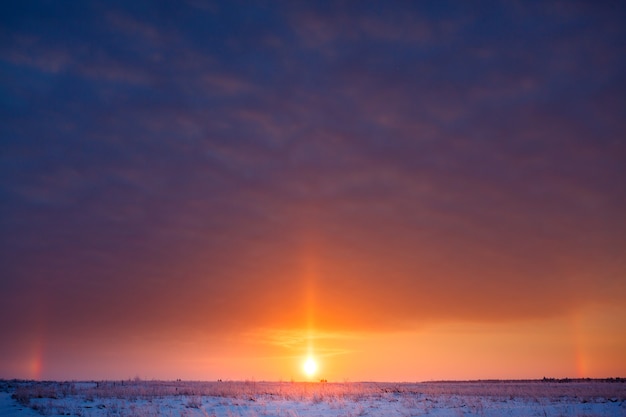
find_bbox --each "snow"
[1,379,624,416]
[0,393,41,417]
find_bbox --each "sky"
[1,0,625,382]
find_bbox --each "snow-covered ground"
[1,379,624,416]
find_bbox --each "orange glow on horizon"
[11,307,625,381]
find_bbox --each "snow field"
[2,379,624,416]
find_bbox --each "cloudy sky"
[1,0,625,381]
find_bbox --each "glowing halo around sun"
[303,356,318,377]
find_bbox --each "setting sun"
[303,357,318,377]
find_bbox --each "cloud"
[0,1,625,357]
[285,2,463,48]
[106,11,162,42]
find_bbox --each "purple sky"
[1,1,625,381]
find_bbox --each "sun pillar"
[302,245,318,379]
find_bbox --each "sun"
[303,356,318,377]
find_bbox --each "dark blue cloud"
[1,0,625,362]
